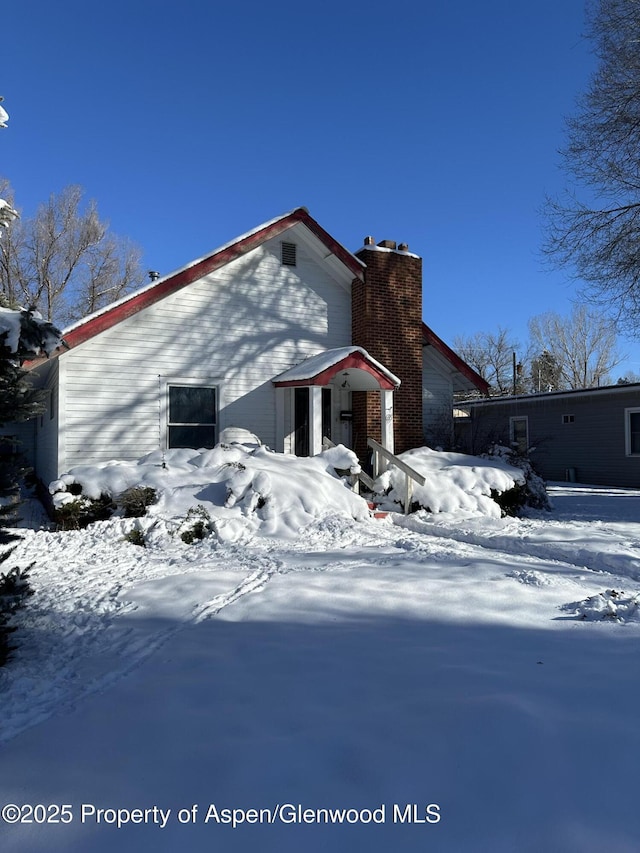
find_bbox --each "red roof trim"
[60,208,364,351]
[273,351,397,390]
[294,209,365,279]
[422,322,489,394]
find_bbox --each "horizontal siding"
[33,360,59,485]
[58,236,351,472]
[463,389,640,488]
[423,349,454,446]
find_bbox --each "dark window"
[629,411,640,455]
[281,241,297,266]
[562,414,574,424]
[168,385,217,449]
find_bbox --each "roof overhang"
[273,346,400,391]
[422,322,489,394]
[459,381,640,408]
[46,208,365,355]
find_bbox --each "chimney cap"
[397,242,409,252]
[363,236,375,246]
[378,239,397,250]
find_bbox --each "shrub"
[179,505,211,544]
[54,493,116,530]
[119,486,157,518]
[123,528,146,547]
[490,483,529,517]
[484,445,550,515]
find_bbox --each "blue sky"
[4,0,637,377]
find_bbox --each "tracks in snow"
[0,537,283,745]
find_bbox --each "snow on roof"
[60,208,365,349]
[357,243,421,260]
[272,346,401,388]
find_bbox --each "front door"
[294,388,309,456]
[293,387,333,456]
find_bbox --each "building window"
[562,414,574,424]
[509,416,529,453]
[281,241,297,266]
[625,408,640,456]
[167,385,217,449]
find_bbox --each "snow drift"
[47,442,540,543]
[373,446,528,517]
[49,443,370,541]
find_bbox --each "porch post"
[380,389,395,461]
[309,386,323,456]
[275,386,286,453]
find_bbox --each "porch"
[272,347,400,458]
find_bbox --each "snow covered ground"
[2,475,640,852]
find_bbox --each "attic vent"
[281,241,297,266]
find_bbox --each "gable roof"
[272,346,400,390]
[56,208,365,353]
[422,323,489,394]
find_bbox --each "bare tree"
[543,0,640,332]
[0,182,145,323]
[528,304,622,389]
[453,327,524,395]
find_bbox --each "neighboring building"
[16,208,487,484]
[456,384,640,488]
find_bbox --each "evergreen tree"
[0,304,61,664]
[0,97,61,664]
[530,350,563,393]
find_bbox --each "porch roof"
[272,346,400,391]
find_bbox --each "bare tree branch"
[528,304,622,389]
[543,0,640,333]
[0,181,145,324]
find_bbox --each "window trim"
[625,407,640,456]
[509,415,529,453]
[161,377,223,451]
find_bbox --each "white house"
[18,208,487,484]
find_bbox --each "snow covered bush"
[178,505,212,544]
[123,528,146,547]
[373,446,535,518]
[483,445,550,514]
[48,443,369,541]
[119,486,157,518]
[52,493,116,530]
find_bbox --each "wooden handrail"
[367,437,425,514]
[321,437,425,513]
[367,438,425,484]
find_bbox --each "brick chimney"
[351,239,423,460]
